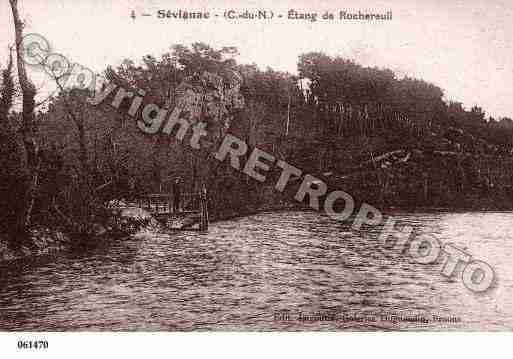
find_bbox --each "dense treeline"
[288,52,513,209]
[2,10,513,248]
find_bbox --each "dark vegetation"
[1,1,513,250]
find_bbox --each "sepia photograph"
[0,0,512,356]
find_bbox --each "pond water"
[0,211,511,331]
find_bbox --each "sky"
[1,0,512,119]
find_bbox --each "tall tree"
[0,47,27,243]
[9,0,40,241]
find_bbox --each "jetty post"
[199,184,209,231]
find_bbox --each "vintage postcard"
[0,0,512,355]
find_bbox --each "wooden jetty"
[137,185,209,231]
